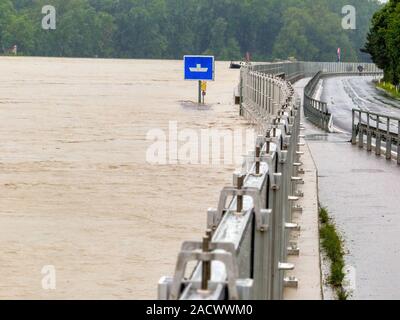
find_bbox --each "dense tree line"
[365,0,400,85]
[0,0,381,61]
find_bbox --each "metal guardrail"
[251,61,382,80]
[158,61,382,301]
[300,64,383,132]
[304,71,333,132]
[352,108,400,164]
[159,64,303,300]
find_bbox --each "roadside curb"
[284,139,323,300]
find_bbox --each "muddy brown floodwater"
[0,57,251,299]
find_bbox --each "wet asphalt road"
[295,78,400,300]
[321,76,400,133]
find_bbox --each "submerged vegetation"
[319,206,348,300]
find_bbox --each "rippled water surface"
[0,57,249,299]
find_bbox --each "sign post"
[184,55,215,104]
[198,80,202,104]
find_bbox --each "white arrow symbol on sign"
[189,64,208,73]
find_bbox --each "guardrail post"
[246,140,273,300]
[271,171,282,300]
[358,126,364,149]
[376,115,381,156]
[357,110,363,148]
[324,113,329,132]
[351,109,357,145]
[366,113,372,152]
[376,134,381,155]
[253,195,273,300]
[251,73,254,103]
[262,76,266,112]
[233,172,245,213]
[386,117,392,160]
[255,143,261,175]
[201,230,212,291]
[278,149,289,299]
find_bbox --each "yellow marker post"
[201,81,207,104]
[201,81,207,92]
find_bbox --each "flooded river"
[0,57,250,299]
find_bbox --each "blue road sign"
[184,55,215,81]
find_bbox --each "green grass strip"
[377,81,400,99]
[319,206,348,300]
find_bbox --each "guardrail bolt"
[284,276,299,288]
[288,242,300,256]
[233,172,245,213]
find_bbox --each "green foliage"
[319,206,347,300]
[319,207,329,224]
[0,0,381,60]
[272,1,360,62]
[320,223,345,283]
[337,288,349,300]
[377,81,400,99]
[365,0,400,85]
